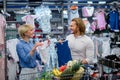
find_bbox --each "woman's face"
[69,21,79,34]
[24,28,34,38]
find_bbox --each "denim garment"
[16,39,41,68]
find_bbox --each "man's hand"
[82,59,88,64]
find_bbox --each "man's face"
[69,21,78,34]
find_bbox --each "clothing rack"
[1,1,120,11]
[7,21,25,23]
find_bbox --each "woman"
[66,18,94,64]
[16,24,43,80]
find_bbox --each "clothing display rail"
[1,1,119,11]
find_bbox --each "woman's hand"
[34,42,44,48]
[30,42,43,56]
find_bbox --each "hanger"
[1,10,11,17]
[55,5,61,13]
[110,1,120,6]
[87,4,91,7]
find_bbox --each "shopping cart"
[52,70,100,80]
[52,64,100,80]
[19,72,41,80]
[16,65,48,80]
[16,64,100,80]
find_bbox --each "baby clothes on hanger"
[68,7,79,25]
[35,6,52,33]
[111,48,120,56]
[36,40,49,64]
[101,37,111,57]
[108,10,119,31]
[94,9,106,31]
[82,6,94,17]
[91,20,97,31]
[22,14,37,28]
[37,38,58,71]
[6,38,19,62]
[47,38,58,70]
[0,58,5,80]
[82,18,93,33]
[0,14,6,46]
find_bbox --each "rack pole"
[67,0,71,25]
[3,0,6,12]
[3,0,8,80]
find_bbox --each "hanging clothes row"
[0,13,6,80]
[68,4,120,34]
[0,14,6,51]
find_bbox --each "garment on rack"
[82,18,93,33]
[111,48,120,56]
[101,37,111,57]
[92,36,102,57]
[15,14,25,22]
[82,6,94,17]
[7,59,18,80]
[100,73,120,80]
[37,38,58,71]
[94,9,106,31]
[47,38,58,69]
[92,37,99,63]
[0,14,6,46]
[56,40,72,67]
[92,36,111,57]
[90,20,97,31]
[0,58,5,80]
[35,5,52,33]
[108,10,119,31]
[68,8,79,25]
[6,38,19,62]
[22,14,37,28]
[0,45,4,53]
[36,40,49,64]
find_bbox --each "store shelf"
[50,18,61,22]
[98,57,120,69]
[5,28,18,40]
[7,21,25,23]
[35,32,63,35]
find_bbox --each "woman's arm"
[30,42,43,56]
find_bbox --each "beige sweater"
[66,34,94,64]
